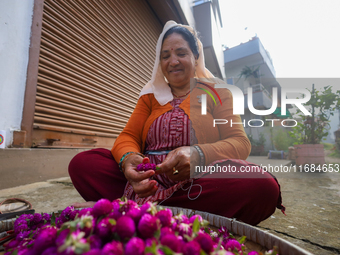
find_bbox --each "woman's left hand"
[155,146,200,181]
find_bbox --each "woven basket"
[165,206,313,255]
[1,207,313,255]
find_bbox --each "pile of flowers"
[4,198,279,255]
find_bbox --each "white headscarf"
[139,20,215,106]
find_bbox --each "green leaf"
[237,235,247,244]
[51,212,56,226]
[159,245,175,255]
[192,217,200,233]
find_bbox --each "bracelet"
[193,145,205,166]
[119,152,144,172]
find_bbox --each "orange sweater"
[111,84,251,165]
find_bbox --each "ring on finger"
[173,167,179,175]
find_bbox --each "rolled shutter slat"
[33,0,162,148]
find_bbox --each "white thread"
[181,179,202,201]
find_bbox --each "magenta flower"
[125,207,142,224]
[138,214,160,239]
[78,208,93,217]
[223,238,242,253]
[248,252,259,255]
[178,223,193,237]
[82,249,101,255]
[195,232,214,254]
[156,208,172,227]
[189,215,203,224]
[125,237,145,255]
[56,228,70,247]
[88,235,102,250]
[121,200,138,213]
[41,246,58,255]
[32,213,43,225]
[102,240,124,255]
[144,163,156,171]
[33,227,58,254]
[92,199,113,217]
[95,217,114,239]
[182,240,201,255]
[160,234,180,252]
[14,223,28,234]
[160,226,173,239]
[116,216,136,240]
[137,164,145,171]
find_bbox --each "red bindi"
[171,48,173,50]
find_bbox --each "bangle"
[193,145,205,166]
[119,152,144,172]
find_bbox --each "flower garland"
[4,198,279,255]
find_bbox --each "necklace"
[172,89,191,98]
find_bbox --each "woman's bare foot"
[71,201,96,208]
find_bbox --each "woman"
[69,21,284,225]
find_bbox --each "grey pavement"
[0,150,340,255]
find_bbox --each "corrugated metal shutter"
[32,0,162,148]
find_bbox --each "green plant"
[289,85,340,144]
[273,129,294,151]
[247,132,266,147]
[236,65,261,84]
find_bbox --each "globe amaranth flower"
[160,234,181,253]
[174,214,189,224]
[182,240,201,255]
[56,228,70,247]
[189,215,203,224]
[41,246,58,255]
[16,230,31,241]
[116,215,136,240]
[101,240,124,255]
[14,222,29,234]
[95,217,115,240]
[178,223,193,237]
[195,232,214,254]
[125,237,145,255]
[82,249,101,255]
[31,213,43,225]
[248,252,259,255]
[92,198,113,217]
[125,207,142,224]
[88,235,102,250]
[156,208,172,227]
[78,208,93,217]
[160,226,173,239]
[138,214,160,239]
[121,200,138,213]
[60,206,75,222]
[223,238,242,253]
[32,227,58,254]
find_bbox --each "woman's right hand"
[123,155,158,198]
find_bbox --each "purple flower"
[60,207,74,222]
[56,228,70,247]
[174,214,189,224]
[156,209,172,227]
[125,207,142,224]
[218,226,229,239]
[137,164,145,171]
[33,227,58,254]
[248,252,259,255]
[195,233,214,254]
[82,249,101,255]
[189,215,203,224]
[116,216,136,240]
[138,214,160,239]
[102,241,124,255]
[41,246,58,255]
[78,208,93,217]
[121,200,138,213]
[14,223,28,234]
[145,237,159,247]
[88,235,102,250]
[95,217,114,239]
[144,163,155,171]
[178,223,193,237]
[125,237,145,255]
[42,213,52,222]
[32,213,43,225]
[160,227,173,239]
[182,241,201,255]
[160,234,180,252]
[140,202,155,215]
[223,238,242,253]
[92,199,113,217]
[16,230,31,241]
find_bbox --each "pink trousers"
[68,148,284,225]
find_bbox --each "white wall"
[0,0,34,147]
